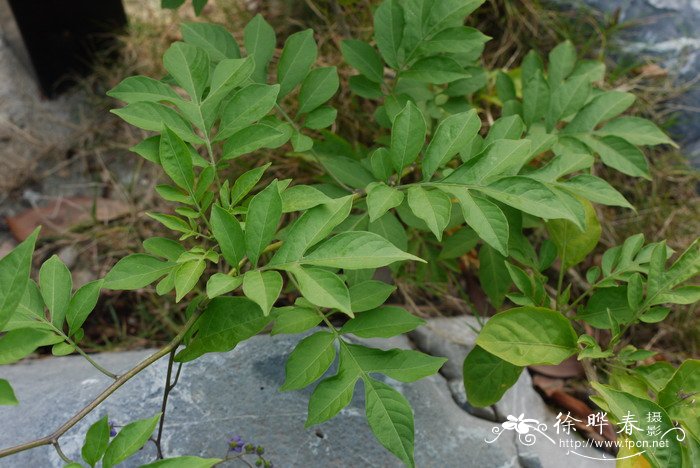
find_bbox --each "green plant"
[0,1,697,466]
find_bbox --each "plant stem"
[52,441,72,464]
[155,348,178,459]
[0,309,203,460]
[68,337,118,381]
[46,322,118,380]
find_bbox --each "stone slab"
[0,333,520,467]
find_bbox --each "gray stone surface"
[409,317,552,424]
[0,333,521,468]
[409,317,604,468]
[549,0,700,165]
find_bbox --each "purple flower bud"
[228,435,245,453]
[109,423,117,437]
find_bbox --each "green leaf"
[304,106,337,129]
[528,152,593,182]
[111,102,202,144]
[0,228,39,330]
[0,329,62,365]
[300,231,424,269]
[546,199,601,269]
[445,187,509,256]
[141,457,222,468]
[243,270,282,316]
[495,71,516,102]
[402,57,467,84]
[298,67,339,114]
[245,181,282,267]
[349,281,396,313]
[484,115,525,145]
[450,139,532,185]
[306,360,359,426]
[373,0,404,69]
[578,286,633,329]
[143,238,186,262]
[174,258,206,302]
[366,182,404,222]
[592,384,682,468]
[369,148,393,181]
[657,360,699,439]
[206,273,243,299]
[577,134,650,179]
[439,227,479,260]
[159,126,195,192]
[81,416,110,467]
[66,280,103,335]
[271,306,322,335]
[3,280,51,332]
[341,306,423,338]
[422,110,480,180]
[596,116,676,147]
[390,101,427,172]
[163,42,210,102]
[210,204,245,267]
[181,22,240,62]
[176,297,268,362]
[281,185,331,213]
[107,76,179,104]
[230,163,270,206]
[317,155,376,189]
[39,255,72,328]
[556,174,633,209]
[418,26,489,59]
[281,331,336,391]
[424,0,483,35]
[653,285,700,306]
[270,196,353,265]
[349,75,383,99]
[243,14,276,83]
[477,176,584,228]
[563,91,635,134]
[344,343,446,382]
[522,69,549,126]
[223,121,288,164]
[147,212,192,234]
[102,414,161,468]
[463,345,523,407]
[406,186,451,241]
[341,39,384,83]
[476,306,578,366]
[291,131,313,152]
[478,244,510,308]
[201,58,255,127]
[0,379,18,406]
[364,377,414,467]
[634,362,676,394]
[130,136,161,164]
[277,29,317,98]
[104,254,175,290]
[216,84,280,140]
[161,0,185,8]
[547,75,590,129]
[547,40,576,86]
[289,266,352,315]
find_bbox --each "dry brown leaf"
[6,197,130,241]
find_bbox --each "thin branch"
[52,441,72,464]
[0,309,203,460]
[155,348,179,459]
